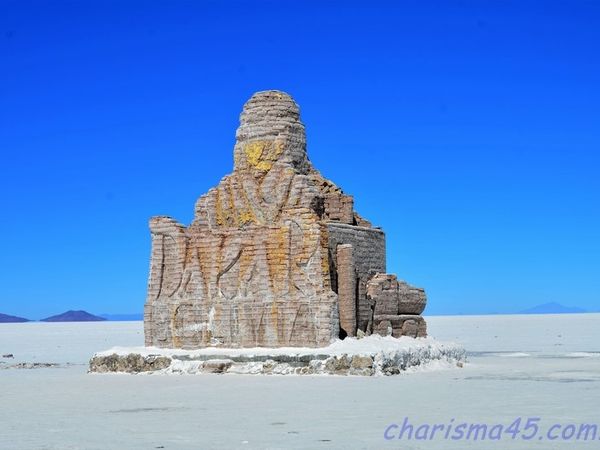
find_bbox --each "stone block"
[337,244,356,337]
[202,359,233,374]
[398,282,427,315]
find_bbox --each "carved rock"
[144,90,428,349]
[366,274,427,338]
[398,282,427,315]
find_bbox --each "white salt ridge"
[93,335,466,376]
[96,335,460,358]
[566,351,600,358]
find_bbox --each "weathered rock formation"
[90,337,466,376]
[144,90,427,349]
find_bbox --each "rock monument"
[144,90,427,349]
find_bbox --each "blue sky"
[1,1,599,319]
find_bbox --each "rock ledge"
[90,335,465,376]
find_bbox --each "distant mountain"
[0,313,30,323]
[99,313,143,321]
[519,302,587,314]
[40,310,107,322]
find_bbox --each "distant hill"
[41,310,107,322]
[519,302,587,314]
[99,313,143,321]
[0,313,30,323]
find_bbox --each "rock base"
[89,336,465,376]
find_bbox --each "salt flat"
[1,314,599,449]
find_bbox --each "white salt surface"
[1,314,600,449]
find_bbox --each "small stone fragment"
[351,355,373,369]
[202,359,233,374]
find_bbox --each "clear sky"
[1,1,599,319]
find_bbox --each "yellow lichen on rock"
[244,140,285,172]
[238,209,256,226]
[266,227,290,295]
[215,189,225,226]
